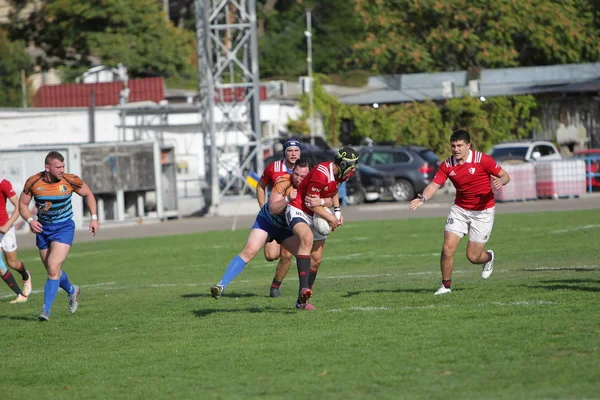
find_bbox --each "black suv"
[358,145,441,201]
[263,142,394,205]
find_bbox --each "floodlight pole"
[306,10,315,146]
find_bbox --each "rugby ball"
[312,208,332,237]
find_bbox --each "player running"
[409,129,511,295]
[286,146,359,309]
[210,159,320,301]
[19,151,100,321]
[0,176,31,303]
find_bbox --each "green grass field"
[1,209,599,400]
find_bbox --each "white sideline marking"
[349,306,389,311]
[551,224,600,234]
[328,301,557,313]
[0,281,117,299]
[489,301,558,306]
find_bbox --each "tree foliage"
[0,28,32,107]
[11,0,196,80]
[291,77,541,156]
[347,0,600,73]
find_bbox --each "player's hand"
[0,223,10,234]
[409,197,424,211]
[89,220,99,237]
[305,194,322,208]
[29,220,43,234]
[289,189,298,201]
[491,176,504,190]
[329,216,342,231]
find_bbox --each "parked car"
[488,140,562,163]
[264,144,395,205]
[571,149,600,190]
[345,164,396,205]
[357,145,441,201]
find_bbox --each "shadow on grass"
[527,278,600,292]
[0,315,37,322]
[192,306,296,317]
[181,292,259,299]
[520,267,598,272]
[342,288,437,298]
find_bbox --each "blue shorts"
[251,214,293,244]
[36,220,76,250]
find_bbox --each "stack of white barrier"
[535,160,586,199]
[493,162,537,202]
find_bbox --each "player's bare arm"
[256,180,267,208]
[0,194,21,233]
[269,188,294,215]
[491,169,511,190]
[409,182,442,210]
[77,182,99,236]
[18,191,42,234]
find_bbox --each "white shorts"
[285,205,328,241]
[445,205,495,243]
[0,226,18,252]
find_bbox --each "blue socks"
[42,271,75,313]
[42,279,60,313]
[220,256,248,288]
[59,271,75,295]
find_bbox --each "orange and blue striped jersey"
[23,172,83,225]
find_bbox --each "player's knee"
[466,250,481,264]
[279,252,292,264]
[310,259,322,270]
[7,259,20,269]
[441,245,456,258]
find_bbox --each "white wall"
[0,101,302,181]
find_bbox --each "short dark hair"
[294,158,313,170]
[450,129,470,144]
[45,151,65,165]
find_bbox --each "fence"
[493,159,589,202]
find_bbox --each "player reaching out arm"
[409,130,510,295]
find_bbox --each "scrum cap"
[283,137,301,152]
[334,146,359,177]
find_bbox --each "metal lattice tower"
[195,0,263,215]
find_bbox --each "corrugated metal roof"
[339,63,600,105]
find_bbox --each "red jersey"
[289,161,353,216]
[260,160,293,189]
[0,177,17,226]
[433,150,502,210]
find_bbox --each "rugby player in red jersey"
[409,130,511,295]
[286,146,359,309]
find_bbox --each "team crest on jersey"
[468,167,476,174]
[59,185,68,192]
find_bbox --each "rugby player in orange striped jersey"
[19,151,100,322]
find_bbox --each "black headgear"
[334,146,359,177]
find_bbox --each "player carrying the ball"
[286,146,359,309]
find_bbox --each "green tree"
[0,28,32,107]
[12,0,196,80]
[348,0,600,73]
[258,0,364,78]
